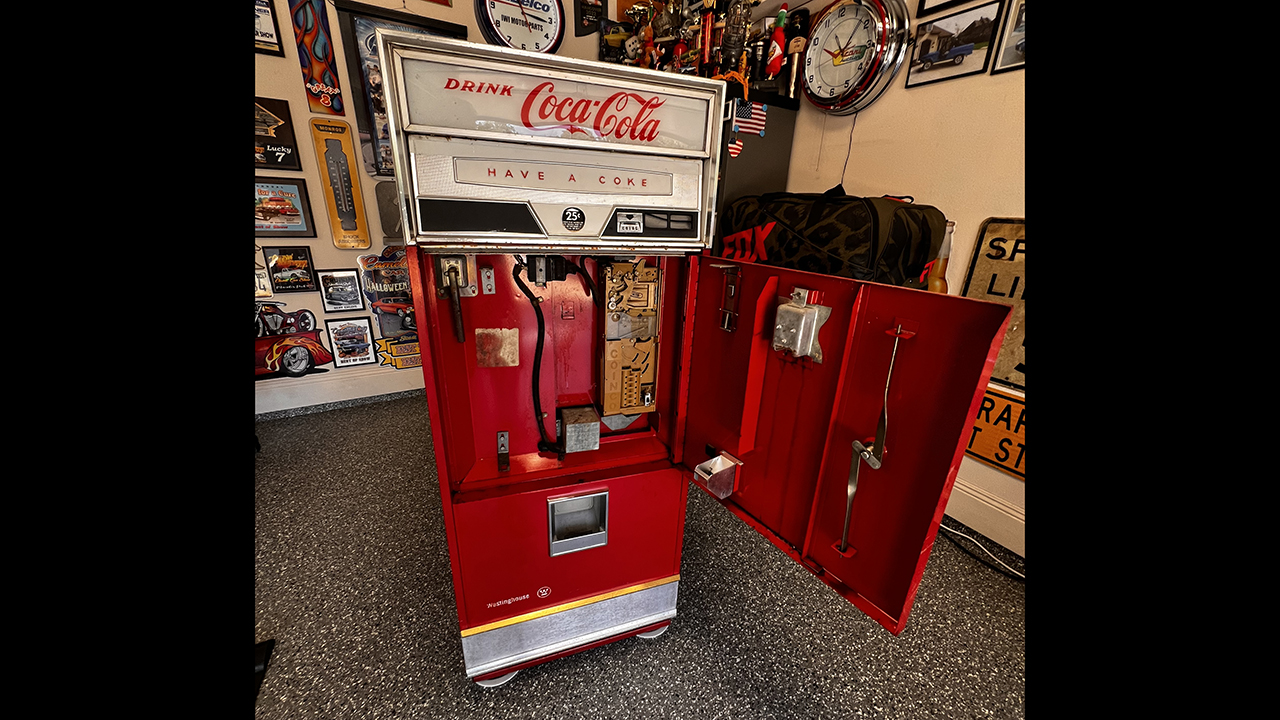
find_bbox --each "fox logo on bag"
[716,187,945,289]
[721,221,776,262]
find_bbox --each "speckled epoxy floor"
[255,393,1025,719]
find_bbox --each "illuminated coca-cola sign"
[402,59,712,153]
[520,81,664,142]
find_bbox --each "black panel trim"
[605,209,700,239]
[417,199,544,235]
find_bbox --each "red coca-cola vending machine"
[377,32,1010,687]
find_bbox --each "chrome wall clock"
[802,0,910,115]
[475,0,565,54]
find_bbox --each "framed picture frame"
[990,0,1025,75]
[575,0,604,38]
[262,245,318,293]
[255,97,302,171]
[325,317,379,368]
[334,1,467,176]
[255,0,286,56]
[915,0,971,19]
[255,268,274,298]
[905,0,1004,89]
[317,269,366,313]
[290,0,347,115]
[256,176,317,238]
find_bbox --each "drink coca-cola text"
[444,78,514,96]
[520,81,665,142]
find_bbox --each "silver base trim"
[462,581,679,678]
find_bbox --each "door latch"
[435,255,477,343]
[710,264,740,332]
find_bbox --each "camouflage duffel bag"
[717,185,947,290]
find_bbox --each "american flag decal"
[733,99,767,137]
[728,139,743,158]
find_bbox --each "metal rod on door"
[839,324,912,554]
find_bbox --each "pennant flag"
[728,139,744,158]
[733,99,767,137]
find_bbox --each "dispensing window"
[548,492,608,556]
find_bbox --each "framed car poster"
[317,268,365,313]
[335,2,467,177]
[255,98,302,171]
[263,245,318,293]
[310,119,370,249]
[358,246,414,338]
[990,0,1025,75]
[256,0,286,56]
[325,317,379,368]
[905,0,1004,89]
[256,177,316,238]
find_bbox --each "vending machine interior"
[378,32,1011,687]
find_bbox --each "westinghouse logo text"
[487,593,529,609]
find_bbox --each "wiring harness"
[510,255,598,460]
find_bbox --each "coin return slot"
[548,492,609,556]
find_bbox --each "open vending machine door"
[677,257,1010,634]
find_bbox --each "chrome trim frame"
[389,39,722,157]
[844,0,910,116]
[376,30,725,253]
[460,580,679,678]
[802,0,910,117]
[401,76,714,160]
[547,491,609,557]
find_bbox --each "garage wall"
[255,0,602,415]
[780,2,1025,556]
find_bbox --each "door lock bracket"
[497,431,510,472]
[772,287,832,363]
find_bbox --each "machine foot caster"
[637,625,669,639]
[474,670,519,688]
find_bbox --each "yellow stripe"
[460,575,680,638]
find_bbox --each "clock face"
[476,0,565,54]
[802,0,910,115]
[806,3,880,101]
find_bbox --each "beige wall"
[255,0,601,415]
[782,4,1025,555]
